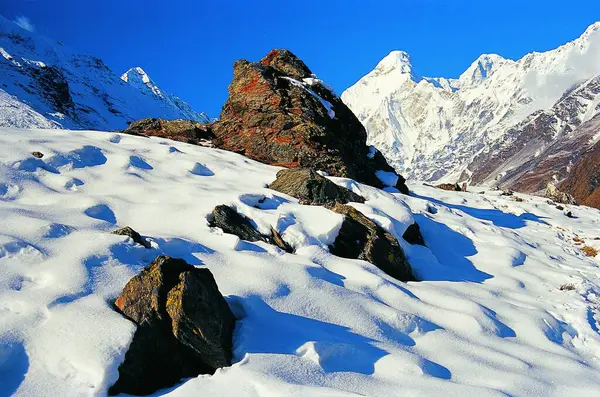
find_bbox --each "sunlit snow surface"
[0,128,600,396]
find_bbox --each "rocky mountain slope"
[0,15,208,130]
[342,22,600,186]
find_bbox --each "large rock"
[545,183,577,205]
[402,223,425,246]
[327,203,415,282]
[269,168,365,205]
[110,256,235,396]
[123,118,215,146]
[210,205,293,253]
[211,49,405,189]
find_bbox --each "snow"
[342,22,600,183]
[1,127,600,396]
[0,88,59,129]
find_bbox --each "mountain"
[342,22,600,187]
[0,15,209,130]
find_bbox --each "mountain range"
[0,15,208,130]
[342,22,600,197]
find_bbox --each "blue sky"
[1,1,599,117]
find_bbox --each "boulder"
[210,49,406,189]
[110,256,235,395]
[123,118,215,146]
[32,151,44,159]
[436,183,462,192]
[112,226,151,248]
[210,205,293,253]
[402,223,425,246]
[545,183,577,205]
[268,168,365,205]
[327,203,415,282]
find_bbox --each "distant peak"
[459,53,508,85]
[375,50,413,75]
[121,67,151,84]
[583,21,600,35]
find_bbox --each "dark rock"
[32,151,44,158]
[556,205,565,210]
[211,205,293,252]
[270,227,294,253]
[210,49,404,189]
[327,203,415,282]
[461,182,468,192]
[436,183,462,192]
[123,118,216,146]
[268,168,365,205]
[501,190,514,196]
[112,226,151,248]
[110,256,235,396]
[566,211,574,218]
[402,223,425,246]
[210,205,268,243]
[395,174,410,195]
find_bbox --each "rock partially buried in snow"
[436,183,462,192]
[210,205,293,253]
[112,226,150,248]
[268,168,365,205]
[402,223,426,246]
[327,203,415,282]
[110,256,235,396]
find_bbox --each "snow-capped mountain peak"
[121,67,162,97]
[458,53,509,88]
[0,15,209,129]
[374,50,413,75]
[343,21,600,184]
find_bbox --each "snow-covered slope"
[342,22,600,183]
[1,127,600,396]
[0,15,209,130]
[0,88,58,129]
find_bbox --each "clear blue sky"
[1,0,599,117]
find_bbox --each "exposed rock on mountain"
[110,256,235,395]
[123,118,215,146]
[559,137,600,208]
[544,183,577,205]
[467,75,600,193]
[343,22,600,185]
[0,15,209,130]
[268,168,365,205]
[327,203,415,282]
[211,49,405,189]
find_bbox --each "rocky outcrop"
[123,118,215,146]
[327,203,415,282]
[268,168,365,205]
[544,183,577,205]
[402,223,425,246]
[210,49,405,189]
[112,226,151,248]
[110,256,235,396]
[210,205,293,253]
[436,183,462,192]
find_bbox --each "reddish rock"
[123,118,215,146]
[211,49,403,189]
[560,139,600,208]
